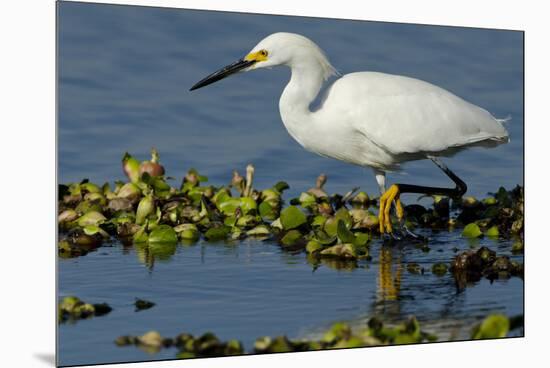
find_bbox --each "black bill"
[189,59,256,91]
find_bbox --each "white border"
[2,1,548,367]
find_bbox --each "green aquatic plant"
[58,149,523,266]
[58,296,112,323]
[472,314,510,339]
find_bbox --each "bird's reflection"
[377,246,402,301]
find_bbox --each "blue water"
[57,2,524,367]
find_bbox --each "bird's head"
[190,32,337,91]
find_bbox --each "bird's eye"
[259,49,268,57]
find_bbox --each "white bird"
[190,32,509,237]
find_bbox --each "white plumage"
[191,32,510,235]
[247,33,509,172]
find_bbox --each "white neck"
[278,60,326,145]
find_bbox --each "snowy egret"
[190,32,509,236]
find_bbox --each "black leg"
[396,156,467,198]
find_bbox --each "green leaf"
[136,194,155,225]
[239,197,258,214]
[133,224,149,243]
[204,226,230,241]
[313,230,337,245]
[298,192,316,207]
[82,225,109,238]
[280,230,303,246]
[353,232,369,247]
[485,226,499,237]
[280,206,307,230]
[462,223,483,238]
[213,188,232,205]
[148,225,177,244]
[320,244,357,259]
[306,240,323,254]
[122,152,140,183]
[80,182,101,194]
[334,208,352,228]
[472,314,510,339]
[246,225,271,237]
[311,215,327,228]
[259,201,277,221]
[77,211,106,227]
[273,181,289,193]
[218,197,257,216]
[337,220,355,243]
[218,198,241,215]
[323,217,339,237]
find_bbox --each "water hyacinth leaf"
[320,244,357,259]
[335,208,353,227]
[60,296,82,312]
[80,182,101,194]
[486,226,499,237]
[462,223,483,238]
[246,225,271,237]
[218,198,242,215]
[323,217,339,237]
[75,201,103,215]
[311,215,327,228]
[299,192,317,207]
[133,224,149,243]
[259,201,277,220]
[204,226,230,241]
[151,177,171,194]
[323,322,351,343]
[472,314,510,339]
[280,206,307,230]
[148,225,178,244]
[77,211,106,227]
[313,230,337,245]
[306,240,323,254]
[213,188,231,205]
[273,181,289,193]
[353,232,369,247]
[83,225,109,238]
[136,194,155,225]
[59,209,78,223]
[117,182,142,203]
[174,223,200,241]
[236,214,258,228]
[280,230,303,246]
[270,218,283,230]
[337,219,355,243]
[122,152,141,183]
[239,197,258,214]
[84,192,107,206]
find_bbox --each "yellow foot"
[378,184,404,234]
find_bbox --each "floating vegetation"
[115,330,244,357]
[450,247,523,290]
[58,149,523,270]
[58,296,112,323]
[115,314,520,358]
[134,298,155,312]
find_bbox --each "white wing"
[322,72,509,155]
